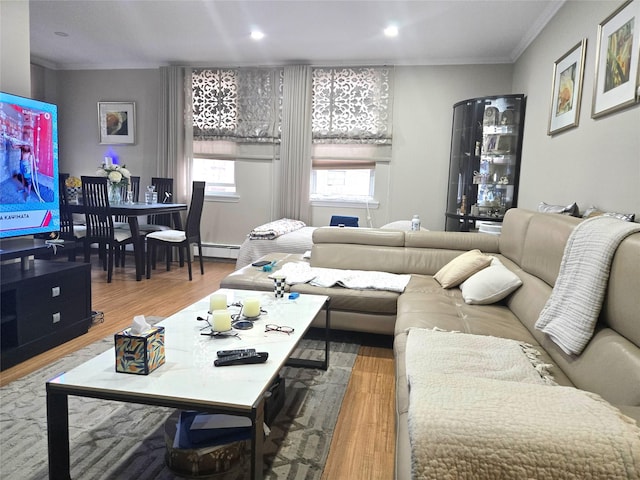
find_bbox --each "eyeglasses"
[265,324,294,335]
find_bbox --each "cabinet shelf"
[483,125,518,134]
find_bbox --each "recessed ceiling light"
[54,31,69,37]
[384,25,398,37]
[250,30,265,40]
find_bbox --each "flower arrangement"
[65,176,81,189]
[96,163,131,187]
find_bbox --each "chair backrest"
[152,177,174,203]
[148,177,174,226]
[58,173,75,240]
[185,181,206,239]
[81,176,115,240]
[128,176,140,202]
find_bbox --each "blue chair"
[330,215,359,227]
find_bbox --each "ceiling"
[29,0,566,70]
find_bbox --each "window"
[310,67,393,201]
[191,68,282,197]
[311,168,374,199]
[192,157,235,195]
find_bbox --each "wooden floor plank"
[322,346,396,480]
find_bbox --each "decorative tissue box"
[114,326,165,375]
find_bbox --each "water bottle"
[411,215,421,231]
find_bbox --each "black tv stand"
[1,237,62,267]
[1,238,92,371]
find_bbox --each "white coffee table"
[46,289,330,480]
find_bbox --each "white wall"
[54,70,160,190]
[0,1,31,97]
[513,0,640,216]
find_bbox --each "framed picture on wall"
[591,0,640,118]
[548,39,587,135]
[98,101,136,144]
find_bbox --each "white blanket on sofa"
[271,261,411,293]
[405,329,640,479]
[535,216,640,355]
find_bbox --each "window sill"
[310,197,379,209]
[205,193,240,203]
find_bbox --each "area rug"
[0,320,359,480]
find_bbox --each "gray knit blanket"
[535,216,640,355]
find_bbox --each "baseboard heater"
[199,243,241,259]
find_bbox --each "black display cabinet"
[445,95,526,232]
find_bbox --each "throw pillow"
[582,206,635,222]
[538,201,580,217]
[460,257,523,304]
[434,249,492,289]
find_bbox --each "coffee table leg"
[323,297,331,370]
[251,399,265,480]
[47,385,71,479]
[285,297,331,370]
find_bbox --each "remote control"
[217,348,256,357]
[214,352,268,367]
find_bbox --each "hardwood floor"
[0,253,396,479]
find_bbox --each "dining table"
[67,201,187,281]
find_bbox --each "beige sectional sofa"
[221,208,640,478]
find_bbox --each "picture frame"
[548,39,587,135]
[98,101,136,144]
[591,0,640,118]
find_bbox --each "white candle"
[243,298,260,318]
[212,310,232,332]
[209,293,227,313]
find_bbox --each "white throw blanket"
[535,216,640,355]
[405,328,555,385]
[270,261,411,293]
[248,218,306,240]
[405,329,640,479]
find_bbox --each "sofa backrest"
[500,208,640,409]
[311,227,409,273]
[311,227,500,275]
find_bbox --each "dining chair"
[145,181,205,281]
[58,173,86,260]
[80,176,134,283]
[138,177,175,262]
[139,177,174,232]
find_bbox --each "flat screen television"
[0,91,60,240]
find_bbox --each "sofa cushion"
[290,282,398,314]
[459,257,522,304]
[433,249,491,288]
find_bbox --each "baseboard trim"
[200,244,240,259]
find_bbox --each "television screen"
[0,91,60,239]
